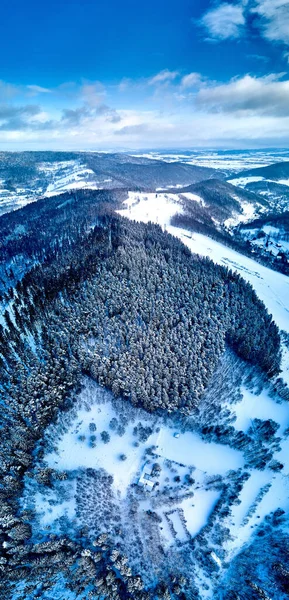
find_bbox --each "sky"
[0,0,289,150]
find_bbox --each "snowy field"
[224,199,259,228]
[229,175,289,188]
[117,191,184,227]
[132,149,289,172]
[36,379,241,535]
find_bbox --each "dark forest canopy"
[1,215,281,415]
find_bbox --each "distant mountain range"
[0,151,223,216]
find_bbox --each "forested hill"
[170,178,268,224]
[0,188,126,295]
[235,160,289,181]
[0,193,281,598]
[1,213,280,416]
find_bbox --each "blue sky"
[0,0,289,149]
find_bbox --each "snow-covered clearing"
[27,377,248,578]
[233,386,289,434]
[46,397,153,497]
[179,491,220,538]
[263,225,281,235]
[45,381,242,498]
[34,485,76,527]
[43,161,100,196]
[229,175,289,189]
[228,176,265,186]
[224,199,258,228]
[117,191,183,227]
[156,429,243,474]
[181,191,205,205]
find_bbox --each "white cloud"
[180,73,203,88]
[0,80,19,101]
[148,70,179,85]
[199,0,289,46]
[195,73,289,116]
[27,85,51,95]
[199,2,246,40]
[80,81,106,107]
[1,73,289,149]
[252,0,289,45]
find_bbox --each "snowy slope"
[41,160,110,196]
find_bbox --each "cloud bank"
[0,69,289,149]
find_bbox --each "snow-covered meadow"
[26,380,243,550]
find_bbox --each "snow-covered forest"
[0,157,289,600]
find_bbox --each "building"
[138,463,155,491]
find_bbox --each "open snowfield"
[179,491,220,538]
[224,199,259,228]
[132,149,289,172]
[117,191,183,227]
[233,386,289,434]
[229,175,289,189]
[156,429,243,473]
[228,176,266,187]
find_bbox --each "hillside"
[168,178,268,227]
[234,161,289,182]
[0,191,284,600]
[228,162,289,215]
[236,211,289,268]
[0,151,221,216]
